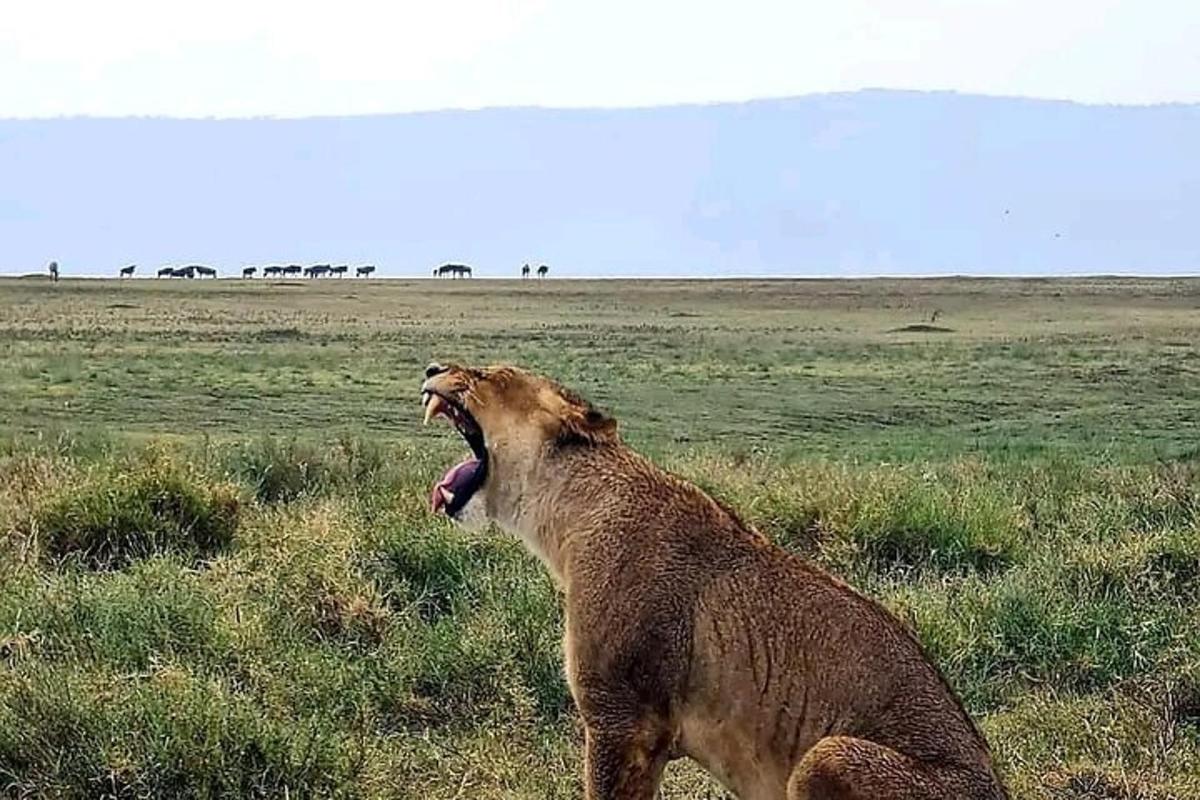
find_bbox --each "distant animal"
[930,309,942,323]
[242,267,257,278]
[283,265,302,276]
[537,264,549,278]
[171,266,195,279]
[329,265,348,277]
[157,266,174,278]
[119,264,136,278]
[434,263,472,279]
[263,265,283,277]
[420,362,1009,800]
[355,265,376,277]
[48,261,59,282]
[192,265,217,278]
[522,263,531,279]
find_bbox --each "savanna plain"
[1,276,1199,799]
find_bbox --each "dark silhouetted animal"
[537,264,549,278]
[157,266,174,278]
[171,266,195,279]
[355,265,376,277]
[522,263,531,279]
[435,263,472,278]
[283,265,302,276]
[330,265,348,277]
[119,264,136,278]
[48,261,59,282]
[304,264,331,278]
[263,265,283,277]
[192,265,216,278]
[242,267,257,278]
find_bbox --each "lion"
[420,362,1008,800]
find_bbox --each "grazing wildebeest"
[171,266,195,279]
[283,265,302,277]
[48,261,59,282]
[355,265,376,277]
[263,265,283,277]
[434,263,472,278]
[192,265,217,279]
[157,266,174,278]
[119,264,136,278]
[522,263,531,279]
[305,264,331,278]
[537,264,549,278]
[242,267,257,278]
[330,265,348,277]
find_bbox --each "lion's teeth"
[423,393,445,425]
[440,487,455,504]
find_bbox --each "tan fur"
[422,363,1008,799]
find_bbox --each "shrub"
[0,665,360,799]
[372,522,480,623]
[227,436,390,504]
[34,458,240,569]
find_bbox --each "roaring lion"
[420,362,1008,800]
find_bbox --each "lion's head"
[420,362,617,522]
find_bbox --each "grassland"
[1,276,1199,799]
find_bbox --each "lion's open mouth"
[422,390,488,516]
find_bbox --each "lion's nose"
[425,362,448,379]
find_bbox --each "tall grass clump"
[30,454,240,569]
[0,665,362,799]
[226,436,390,504]
[678,456,1027,580]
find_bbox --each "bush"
[374,524,477,623]
[227,436,389,504]
[34,458,240,569]
[0,561,230,672]
[0,665,361,799]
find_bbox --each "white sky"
[2,0,1199,118]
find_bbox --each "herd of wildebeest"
[39,260,551,280]
[146,263,373,279]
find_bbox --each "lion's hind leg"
[787,736,995,800]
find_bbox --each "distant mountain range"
[2,90,1197,277]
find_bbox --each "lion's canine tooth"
[423,393,446,425]
[440,487,455,504]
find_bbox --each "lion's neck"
[491,442,647,585]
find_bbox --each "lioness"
[420,362,1007,800]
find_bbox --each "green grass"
[1,277,1199,798]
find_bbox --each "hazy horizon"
[3,90,1198,279]
[5,87,1198,123]
[5,2,1198,279]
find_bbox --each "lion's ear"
[584,408,618,439]
[559,405,619,446]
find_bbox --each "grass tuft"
[227,436,389,504]
[31,455,240,569]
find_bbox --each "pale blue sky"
[2,0,1198,118]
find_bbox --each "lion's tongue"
[431,458,482,513]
